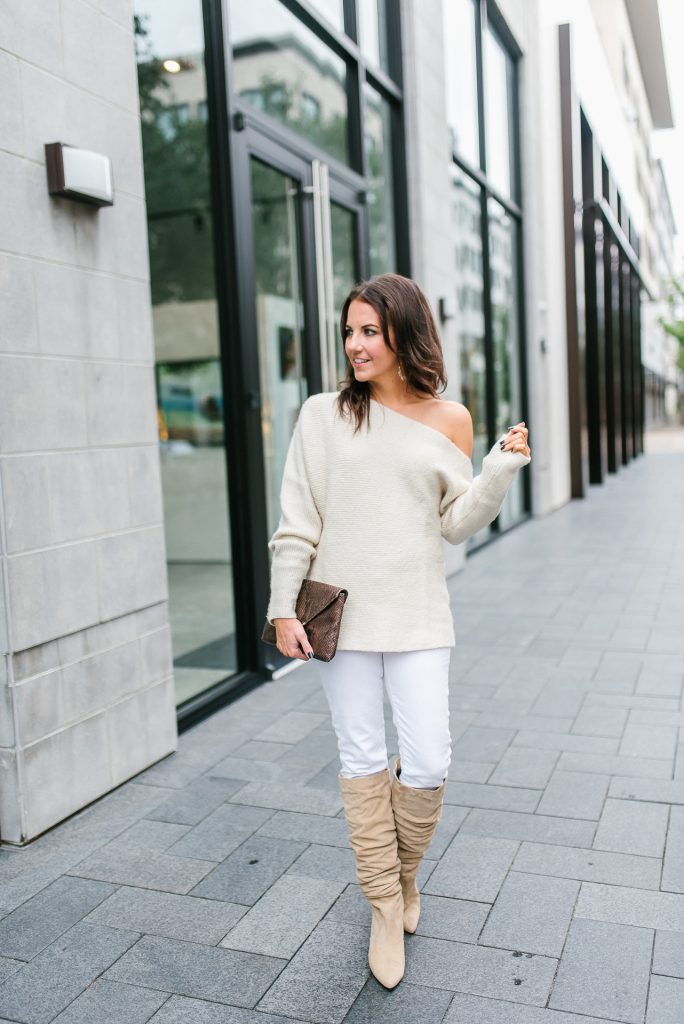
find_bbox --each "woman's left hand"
[500,421,531,458]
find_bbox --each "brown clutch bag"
[261,578,349,662]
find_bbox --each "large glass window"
[357,0,390,73]
[229,0,350,165]
[444,0,479,169]
[363,81,396,274]
[484,23,517,201]
[134,0,237,706]
[443,0,527,542]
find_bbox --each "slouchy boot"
[391,756,447,933]
[338,767,405,989]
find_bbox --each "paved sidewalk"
[1,438,683,1024]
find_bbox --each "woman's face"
[344,299,398,383]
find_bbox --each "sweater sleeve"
[265,400,323,624]
[439,433,531,545]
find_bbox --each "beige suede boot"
[390,756,447,933]
[338,767,405,989]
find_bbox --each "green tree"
[658,275,684,374]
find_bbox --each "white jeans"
[316,648,452,789]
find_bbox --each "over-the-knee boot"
[390,756,447,933]
[338,767,405,989]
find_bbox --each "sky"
[651,0,684,274]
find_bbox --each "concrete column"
[0,0,177,843]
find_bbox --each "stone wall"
[0,0,176,843]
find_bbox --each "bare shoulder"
[435,400,473,457]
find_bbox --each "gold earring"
[397,362,405,382]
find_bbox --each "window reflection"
[134,0,236,705]
[229,0,350,165]
[364,82,396,274]
[358,0,389,72]
[484,23,516,200]
[443,0,479,168]
[488,197,524,527]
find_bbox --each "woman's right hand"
[273,618,314,661]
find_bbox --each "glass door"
[236,129,362,664]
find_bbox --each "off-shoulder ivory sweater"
[266,391,531,651]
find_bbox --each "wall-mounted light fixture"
[438,296,456,324]
[45,142,114,207]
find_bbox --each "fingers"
[275,626,314,661]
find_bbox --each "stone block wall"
[0,0,177,843]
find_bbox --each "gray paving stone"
[556,751,672,779]
[586,693,680,712]
[253,711,327,744]
[285,843,357,883]
[344,978,453,1023]
[536,770,609,820]
[619,721,679,759]
[479,871,579,957]
[576,882,684,932]
[461,808,595,847]
[148,995,304,1023]
[105,934,285,1008]
[230,740,292,761]
[593,798,669,858]
[609,777,684,804]
[662,805,684,893]
[422,834,518,902]
[100,819,191,856]
[228,782,343,816]
[51,979,168,1023]
[513,729,619,754]
[443,760,494,783]
[67,848,215,895]
[636,668,684,698]
[513,841,662,888]
[443,992,613,1023]
[255,809,351,847]
[474,713,573,734]
[488,748,559,789]
[572,705,630,738]
[653,930,684,978]
[255,919,370,1023]
[0,876,116,961]
[0,922,139,1024]
[190,836,308,905]
[443,782,540,813]
[220,874,345,958]
[549,918,652,1023]
[646,974,684,1024]
[402,934,557,1003]
[145,777,244,825]
[454,727,516,763]
[166,803,275,861]
[0,957,22,983]
[208,756,319,785]
[414,895,491,943]
[85,886,247,944]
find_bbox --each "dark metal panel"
[558,22,587,498]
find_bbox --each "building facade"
[0,0,676,842]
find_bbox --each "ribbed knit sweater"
[266,391,531,651]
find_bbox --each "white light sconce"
[45,142,114,207]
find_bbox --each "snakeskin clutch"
[261,578,349,662]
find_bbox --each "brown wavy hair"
[334,273,448,434]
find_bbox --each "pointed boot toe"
[368,890,405,988]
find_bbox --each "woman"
[265,273,531,989]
